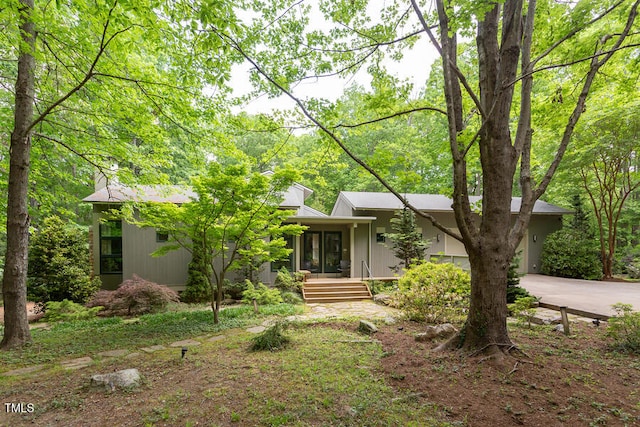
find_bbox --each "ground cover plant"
[1,309,639,426]
[0,304,302,368]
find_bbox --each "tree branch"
[218,29,461,241]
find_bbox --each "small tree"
[27,216,101,305]
[181,236,212,303]
[134,159,305,323]
[385,207,429,272]
[572,115,640,280]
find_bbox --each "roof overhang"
[288,215,376,225]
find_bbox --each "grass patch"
[0,304,303,369]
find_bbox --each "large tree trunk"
[1,0,36,350]
[463,245,513,352]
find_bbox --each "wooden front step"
[302,280,372,303]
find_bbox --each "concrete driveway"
[520,274,640,317]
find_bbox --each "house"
[83,181,570,291]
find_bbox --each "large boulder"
[90,368,141,391]
[415,323,458,342]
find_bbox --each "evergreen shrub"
[540,229,601,280]
[27,216,101,305]
[389,262,470,323]
[181,241,212,303]
[241,280,283,305]
[42,299,102,322]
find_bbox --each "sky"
[229,2,440,115]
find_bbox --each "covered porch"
[290,215,375,280]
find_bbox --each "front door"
[302,231,343,274]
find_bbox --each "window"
[271,235,294,272]
[100,220,122,274]
[156,231,169,242]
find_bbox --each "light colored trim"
[350,224,355,278]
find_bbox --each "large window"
[302,231,343,274]
[100,220,122,274]
[271,235,294,272]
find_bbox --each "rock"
[61,357,93,370]
[373,294,391,305]
[415,323,458,342]
[2,365,46,377]
[246,326,266,334]
[91,368,141,391]
[170,339,201,348]
[96,349,129,358]
[554,324,565,333]
[140,345,166,353]
[358,320,378,335]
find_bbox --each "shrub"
[27,216,101,305]
[181,241,212,303]
[86,275,179,316]
[507,254,530,303]
[368,280,397,296]
[241,280,283,305]
[224,280,248,300]
[389,262,470,323]
[508,296,538,328]
[617,245,640,279]
[281,291,304,305]
[607,303,640,353]
[540,228,601,280]
[274,267,303,295]
[250,321,290,351]
[42,299,102,323]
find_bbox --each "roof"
[333,191,571,215]
[83,184,326,217]
[82,185,196,204]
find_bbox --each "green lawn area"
[0,304,303,368]
[0,304,457,426]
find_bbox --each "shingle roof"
[335,191,571,215]
[82,185,196,204]
[83,184,327,217]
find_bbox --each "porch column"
[295,223,301,271]
[350,224,356,279]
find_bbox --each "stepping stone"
[2,365,46,377]
[207,335,225,342]
[96,349,129,358]
[140,345,166,353]
[170,339,201,348]
[61,357,93,370]
[125,352,141,359]
[246,326,265,334]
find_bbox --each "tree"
[572,112,640,279]
[207,0,640,356]
[133,159,306,323]
[385,207,429,272]
[1,0,233,349]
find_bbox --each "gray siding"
[526,215,563,273]
[122,222,191,291]
[92,206,191,291]
[353,223,370,279]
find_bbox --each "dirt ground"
[2,320,639,426]
[376,321,640,426]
